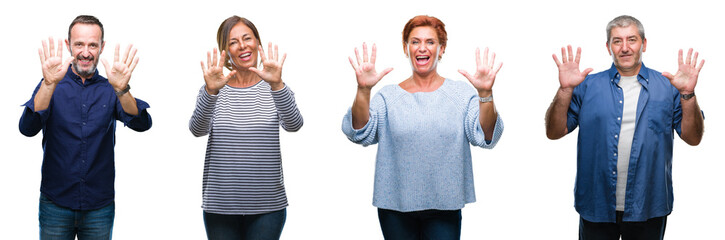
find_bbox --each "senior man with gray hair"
[545,15,705,239]
[19,15,151,239]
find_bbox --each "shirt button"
[615,135,618,138]
[82,122,86,125]
[619,100,623,104]
[617,117,621,121]
[614,153,618,156]
[613,171,616,175]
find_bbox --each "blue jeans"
[39,194,115,240]
[203,209,286,240]
[378,208,462,240]
[579,211,667,240]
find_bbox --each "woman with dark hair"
[189,15,303,239]
[342,15,504,239]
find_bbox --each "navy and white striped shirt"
[189,80,302,215]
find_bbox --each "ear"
[606,42,612,56]
[642,38,647,52]
[403,44,409,58]
[439,45,446,60]
[99,41,105,55]
[65,39,71,53]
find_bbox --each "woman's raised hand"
[458,47,502,94]
[348,43,393,90]
[249,42,286,91]
[200,48,236,95]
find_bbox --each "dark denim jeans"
[39,194,114,240]
[378,208,462,240]
[203,209,286,240]
[579,211,667,240]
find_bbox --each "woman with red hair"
[342,15,504,239]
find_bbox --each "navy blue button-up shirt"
[19,66,152,211]
[567,63,696,222]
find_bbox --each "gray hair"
[606,15,644,43]
[68,15,104,42]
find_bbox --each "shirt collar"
[66,65,102,84]
[608,63,650,84]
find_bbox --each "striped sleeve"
[271,85,303,132]
[189,85,218,137]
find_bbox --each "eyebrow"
[72,40,99,45]
[410,37,436,41]
[611,35,639,41]
[230,33,251,41]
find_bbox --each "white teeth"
[416,56,429,59]
[240,53,251,58]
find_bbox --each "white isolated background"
[0,0,722,239]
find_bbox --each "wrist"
[679,90,694,95]
[357,85,373,93]
[115,84,130,97]
[477,89,492,97]
[205,85,220,95]
[42,78,58,87]
[269,82,285,91]
[680,91,695,100]
[558,87,574,95]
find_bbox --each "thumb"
[458,69,472,81]
[225,70,238,80]
[63,57,74,69]
[379,67,393,79]
[101,58,109,70]
[248,67,262,77]
[582,68,594,76]
[662,72,674,81]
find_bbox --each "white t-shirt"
[616,75,642,211]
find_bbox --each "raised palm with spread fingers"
[552,45,593,91]
[200,48,237,95]
[249,42,287,90]
[348,42,393,90]
[38,37,74,85]
[662,48,704,95]
[458,47,503,94]
[101,44,139,92]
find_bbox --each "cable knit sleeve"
[341,91,387,147]
[464,93,504,149]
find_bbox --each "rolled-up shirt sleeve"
[19,80,51,137]
[567,81,586,134]
[116,97,152,132]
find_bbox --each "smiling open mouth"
[77,57,94,65]
[239,52,252,61]
[416,55,430,65]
